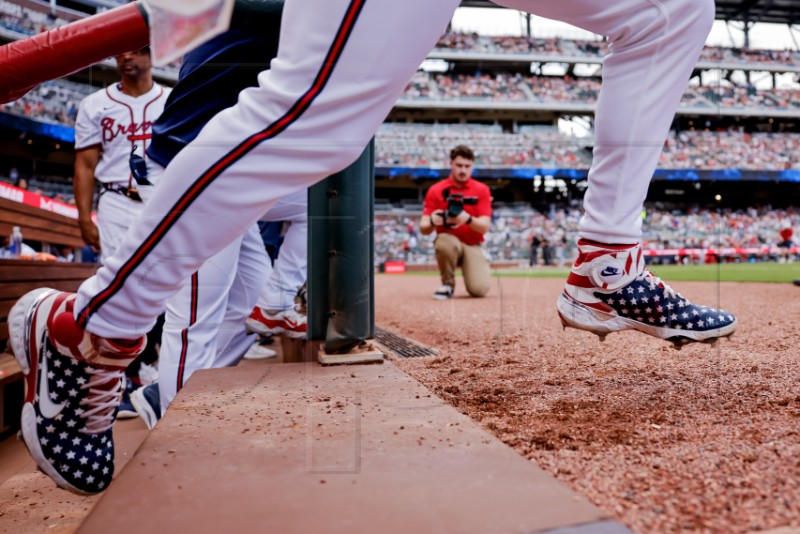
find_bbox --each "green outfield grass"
[492,262,800,283]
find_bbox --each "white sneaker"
[432,284,454,300]
[243,340,277,360]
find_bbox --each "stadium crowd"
[659,130,800,170]
[400,71,800,112]
[376,123,800,171]
[434,31,800,67]
[374,205,799,267]
[0,0,74,36]
[0,79,91,127]
[376,123,592,168]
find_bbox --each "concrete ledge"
[78,362,629,534]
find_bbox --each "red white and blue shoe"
[8,288,145,494]
[557,240,737,349]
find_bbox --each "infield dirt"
[378,274,800,534]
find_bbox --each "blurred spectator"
[529,234,541,267]
[779,224,794,247]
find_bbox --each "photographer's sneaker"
[8,288,145,494]
[246,307,307,339]
[557,240,737,348]
[432,284,454,300]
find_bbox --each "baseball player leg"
[247,190,309,337]
[145,225,268,415]
[259,190,308,312]
[73,0,462,339]
[156,232,248,412]
[210,225,271,370]
[504,0,737,344]
[495,0,714,242]
[143,153,269,410]
[461,244,491,298]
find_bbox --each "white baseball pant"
[75,0,714,339]
[257,189,308,312]
[145,162,307,409]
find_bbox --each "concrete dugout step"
[78,362,631,534]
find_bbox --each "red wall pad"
[0,2,149,104]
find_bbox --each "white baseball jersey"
[74,83,171,185]
[76,0,714,339]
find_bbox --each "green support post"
[307,140,375,354]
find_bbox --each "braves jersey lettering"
[100,117,154,144]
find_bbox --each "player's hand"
[78,219,101,252]
[430,210,445,227]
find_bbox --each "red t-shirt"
[423,176,492,246]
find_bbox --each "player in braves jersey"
[73,46,170,261]
[11,0,737,495]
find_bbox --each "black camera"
[444,192,478,226]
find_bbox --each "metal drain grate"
[374,327,439,358]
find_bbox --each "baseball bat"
[0,2,150,104]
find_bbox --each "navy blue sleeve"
[146,18,281,168]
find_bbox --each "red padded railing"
[0,2,149,104]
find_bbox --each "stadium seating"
[433,31,800,68]
[373,204,799,266]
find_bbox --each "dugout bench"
[0,196,96,437]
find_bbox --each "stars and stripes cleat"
[556,240,737,348]
[8,288,145,495]
[245,307,307,339]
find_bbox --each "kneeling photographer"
[419,145,492,300]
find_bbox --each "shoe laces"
[79,368,124,434]
[640,269,680,302]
